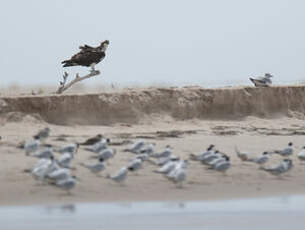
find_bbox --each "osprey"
[62,40,109,72]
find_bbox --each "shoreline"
[1,190,305,207]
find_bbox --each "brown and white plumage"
[62,40,109,69]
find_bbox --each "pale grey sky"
[1,0,305,87]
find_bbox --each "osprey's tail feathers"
[61,60,77,67]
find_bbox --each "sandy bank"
[1,85,305,125]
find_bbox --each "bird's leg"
[90,63,97,73]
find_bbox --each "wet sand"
[1,195,305,230]
[1,116,305,206]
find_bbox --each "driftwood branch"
[56,70,100,94]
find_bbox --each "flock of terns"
[18,127,305,194]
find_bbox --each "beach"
[1,86,305,206]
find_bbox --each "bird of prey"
[249,73,273,87]
[62,40,109,72]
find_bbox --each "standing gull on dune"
[249,73,273,87]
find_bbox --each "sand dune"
[1,85,305,125]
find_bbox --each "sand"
[1,85,305,125]
[1,86,305,206]
[1,116,305,206]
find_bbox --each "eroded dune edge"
[1,85,305,125]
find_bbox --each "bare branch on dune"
[55,70,100,94]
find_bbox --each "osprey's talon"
[90,69,99,75]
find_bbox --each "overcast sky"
[1,0,305,87]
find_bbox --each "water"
[1,195,305,230]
